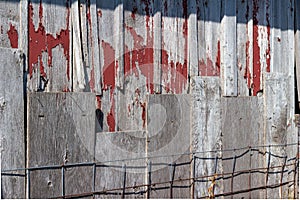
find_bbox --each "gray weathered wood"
[71,0,86,92]
[28,1,71,92]
[27,92,95,198]
[264,73,297,199]
[190,76,222,198]
[222,97,264,199]
[146,94,191,198]
[221,0,237,96]
[236,0,250,96]
[0,1,19,48]
[0,48,25,198]
[187,0,198,77]
[95,131,146,198]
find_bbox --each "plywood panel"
[146,94,191,198]
[27,92,95,198]
[190,77,222,198]
[0,48,25,198]
[222,97,264,198]
[95,131,146,198]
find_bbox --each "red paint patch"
[28,2,70,80]
[215,40,221,72]
[101,40,116,132]
[140,102,146,128]
[7,24,18,48]
[245,40,251,88]
[252,0,261,96]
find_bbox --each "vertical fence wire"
[147,161,152,199]
[121,164,126,199]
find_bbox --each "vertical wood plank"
[153,0,162,93]
[71,0,85,92]
[28,1,71,92]
[0,48,25,198]
[0,1,20,49]
[236,0,250,96]
[95,131,146,198]
[27,92,95,198]
[114,0,124,89]
[190,77,222,198]
[221,0,237,96]
[222,97,264,199]
[264,73,297,199]
[146,94,191,198]
[187,0,198,77]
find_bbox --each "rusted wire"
[51,162,297,199]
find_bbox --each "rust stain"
[7,24,18,48]
[28,2,70,81]
[252,0,261,96]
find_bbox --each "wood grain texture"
[27,92,95,198]
[190,76,222,198]
[0,0,20,49]
[0,48,25,199]
[146,94,191,198]
[27,1,71,92]
[221,0,237,96]
[95,131,146,198]
[264,73,297,199]
[222,97,264,199]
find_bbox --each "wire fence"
[1,143,299,199]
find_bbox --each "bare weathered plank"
[264,73,297,199]
[146,94,191,198]
[71,0,85,92]
[0,48,25,198]
[222,97,264,199]
[236,0,250,96]
[161,0,188,94]
[190,77,222,198]
[221,0,237,96]
[95,131,146,198]
[27,92,95,198]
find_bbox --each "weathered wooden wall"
[0,0,299,198]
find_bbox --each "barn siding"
[0,0,299,198]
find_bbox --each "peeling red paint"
[97,9,102,17]
[96,95,101,109]
[245,40,251,89]
[101,40,116,132]
[140,102,146,128]
[28,2,70,80]
[87,3,96,91]
[131,6,138,20]
[253,0,261,96]
[198,41,220,77]
[7,24,18,48]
